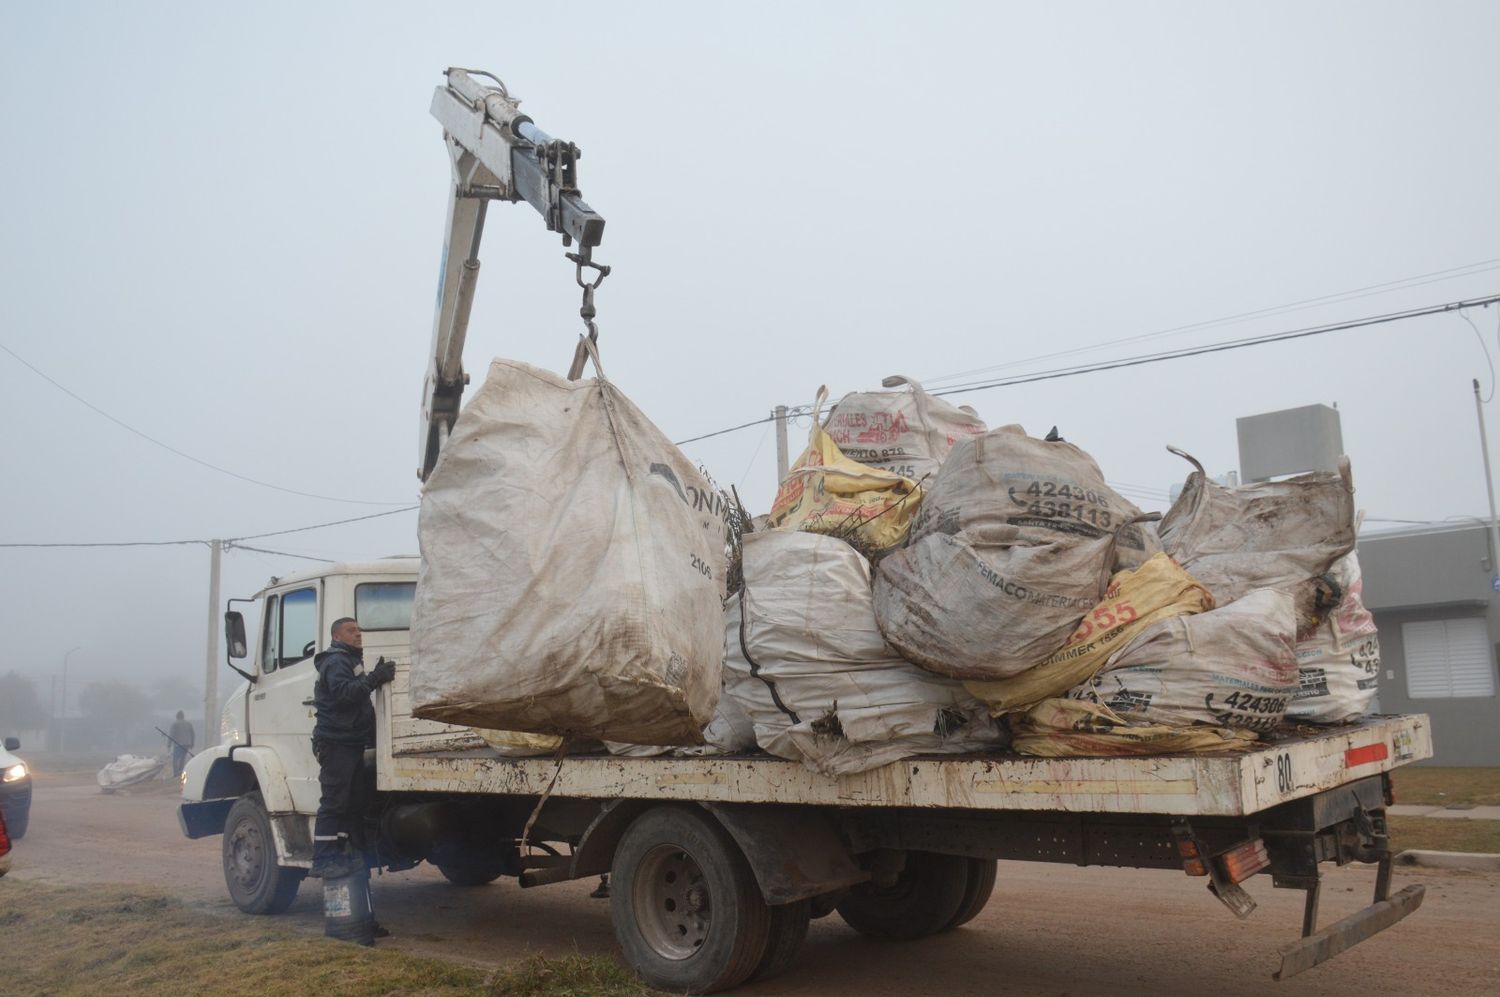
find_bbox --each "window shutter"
[1402,618,1496,699]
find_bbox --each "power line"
[227,543,334,563]
[0,505,418,550]
[920,256,1500,387]
[0,340,411,507]
[925,294,1500,399]
[672,293,1500,449]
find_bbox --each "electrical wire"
[0,340,412,507]
[921,257,1500,387]
[673,293,1500,448]
[0,505,418,550]
[227,543,335,563]
[926,295,1500,400]
[1459,309,1495,403]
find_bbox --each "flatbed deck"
[377,713,1430,817]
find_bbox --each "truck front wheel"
[222,792,304,915]
[610,806,771,994]
[836,850,969,941]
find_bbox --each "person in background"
[168,710,194,780]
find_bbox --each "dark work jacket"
[312,641,378,747]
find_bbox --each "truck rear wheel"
[223,792,304,915]
[610,806,771,994]
[943,857,997,930]
[749,899,810,984]
[836,850,968,941]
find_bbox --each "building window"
[1402,618,1496,699]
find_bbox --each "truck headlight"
[2,763,26,783]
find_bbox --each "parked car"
[0,737,31,839]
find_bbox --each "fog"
[2,2,1498,741]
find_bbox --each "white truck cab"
[181,558,425,910]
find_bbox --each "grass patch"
[1388,815,1500,855]
[0,880,656,996]
[1392,767,1500,806]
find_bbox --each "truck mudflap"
[1275,883,1425,980]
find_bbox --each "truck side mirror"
[3,737,17,751]
[225,611,248,660]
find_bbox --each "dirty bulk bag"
[964,553,1215,715]
[1158,448,1356,629]
[1286,552,1381,723]
[767,386,923,555]
[410,346,725,746]
[874,526,1113,680]
[1068,588,1299,733]
[724,531,1000,776]
[909,425,1157,570]
[823,375,987,481]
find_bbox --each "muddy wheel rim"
[229,818,265,890]
[632,844,711,961]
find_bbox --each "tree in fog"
[0,671,44,732]
[79,680,153,750]
[151,674,201,717]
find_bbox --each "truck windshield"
[356,582,416,631]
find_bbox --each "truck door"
[250,585,322,814]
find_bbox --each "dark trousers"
[171,747,189,780]
[313,739,372,861]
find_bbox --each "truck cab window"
[259,595,281,675]
[279,587,318,668]
[355,582,416,631]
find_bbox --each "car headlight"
[2,763,26,783]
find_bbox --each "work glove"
[369,657,396,688]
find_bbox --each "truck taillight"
[1176,837,1207,877]
[1217,839,1271,884]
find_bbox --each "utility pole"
[1473,381,1500,578]
[203,540,223,749]
[774,405,789,482]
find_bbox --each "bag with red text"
[823,375,987,482]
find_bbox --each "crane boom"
[420,68,606,481]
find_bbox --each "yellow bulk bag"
[965,553,1214,714]
[1010,699,1258,757]
[767,386,923,554]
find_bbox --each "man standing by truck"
[310,617,394,879]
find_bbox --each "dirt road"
[10,767,1499,995]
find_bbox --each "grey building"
[1357,522,1500,767]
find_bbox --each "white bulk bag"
[724,531,1000,776]
[823,375,987,481]
[1287,552,1381,723]
[874,526,1113,680]
[1159,448,1356,629]
[410,344,725,746]
[1069,588,1299,733]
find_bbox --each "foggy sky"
[2,2,1498,717]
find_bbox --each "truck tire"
[748,899,810,984]
[610,806,771,994]
[836,850,968,941]
[943,857,997,930]
[223,792,304,915]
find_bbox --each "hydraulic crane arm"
[420,68,607,481]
